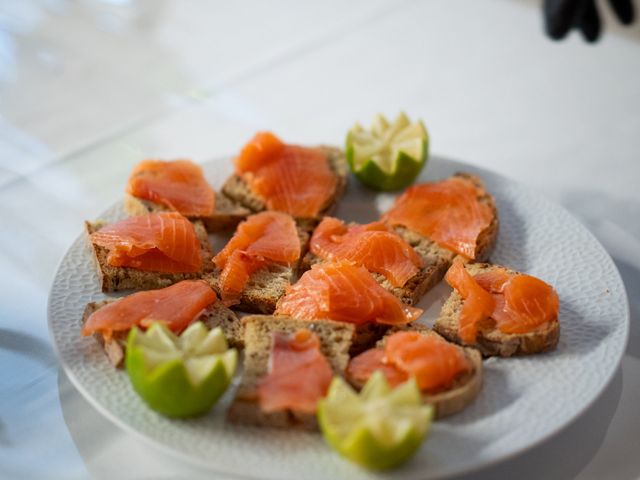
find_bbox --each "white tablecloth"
[1,1,639,478]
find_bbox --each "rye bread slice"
[221,146,348,232]
[124,192,250,233]
[350,324,483,418]
[204,227,310,314]
[433,263,560,357]
[300,172,499,306]
[227,315,354,430]
[85,219,214,292]
[81,298,241,368]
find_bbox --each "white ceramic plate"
[48,157,629,480]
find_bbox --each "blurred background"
[0,1,639,479]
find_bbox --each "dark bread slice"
[205,226,310,314]
[433,263,560,357]
[86,220,214,292]
[124,192,250,232]
[227,315,354,430]
[205,265,294,315]
[221,146,348,231]
[300,172,498,306]
[348,323,483,418]
[81,298,241,368]
[350,322,392,356]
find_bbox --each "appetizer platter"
[49,114,629,479]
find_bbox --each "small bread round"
[424,346,483,418]
[433,264,560,357]
[348,328,483,418]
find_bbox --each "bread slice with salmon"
[221,133,348,231]
[227,315,355,430]
[124,159,251,232]
[376,172,499,304]
[204,211,310,314]
[347,324,483,418]
[301,217,440,306]
[80,280,241,368]
[275,260,423,354]
[86,212,214,292]
[434,262,560,357]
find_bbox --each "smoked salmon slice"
[489,272,559,334]
[382,176,493,259]
[275,261,423,325]
[310,217,423,288]
[126,160,215,217]
[213,211,301,305]
[347,331,471,392]
[257,329,333,413]
[384,331,471,391]
[346,348,409,388]
[81,280,217,341]
[90,212,202,273]
[445,261,495,344]
[235,132,337,218]
[446,263,559,340]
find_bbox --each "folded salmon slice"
[475,270,559,334]
[310,217,423,288]
[91,212,202,273]
[235,132,337,218]
[213,211,301,306]
[446,263,559,341]
[275,261,422,325]
[257,329,333,413]
[382,176,493,259]
[81,280,217,340]
[126,159,215,217]
[346,348,409,388]
[384,332,471,391]
[445,261,495,344]
[347,331,471,392]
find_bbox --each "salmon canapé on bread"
[124,159,250,232]
[434,262,560,357]
[86,212,214,292]
[222,132,348,231]
[205,211,310,314]
[227,315,354,430]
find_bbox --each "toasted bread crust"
[221,146,348,231]
[433,263,560,357]
[85,220,214,292]
[124,192,250,232]
[227,315,354,430]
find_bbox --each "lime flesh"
[126,322,237,417]
[318,372,433,470]
[346,112,429,191]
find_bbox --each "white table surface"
[1,1,639,479]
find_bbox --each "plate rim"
[48,155,630,480]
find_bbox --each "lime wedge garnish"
[346,112,429,191]
[318,372,433,470]
[126,322,237,417]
